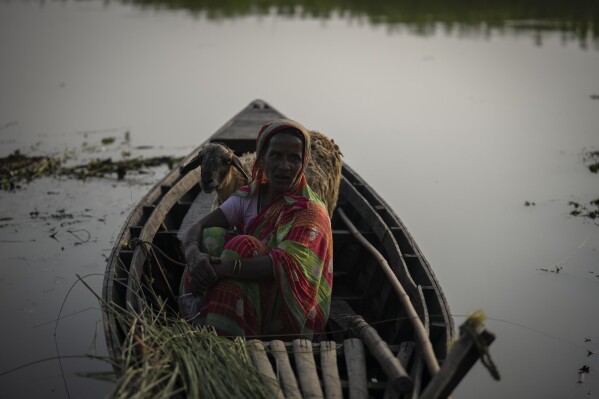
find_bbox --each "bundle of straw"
[79,244,271,399]
[111,310,272,399]
[81,270,272,399]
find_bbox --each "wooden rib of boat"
[102,99,494,398]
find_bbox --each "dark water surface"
[1,1,598,398]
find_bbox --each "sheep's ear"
[231,155,250,182]
[180,151,203,175]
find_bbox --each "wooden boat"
[102,100,494,398]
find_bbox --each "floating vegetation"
[583,150,599,174]
[569,200,599,220]
[60,156,182,181]
[1,150,62,190]
[30,208,77,221]
[578,365,591,383]
[538,266,564,273]
[0,150,183,190]
[101,137,116,145]
[567,150,599,222]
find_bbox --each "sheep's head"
[180,143,250,193]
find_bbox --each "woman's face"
[262,132,304,196]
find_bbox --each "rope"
[460,320,501,381]
[126,238,187,268]
[126,238,186,301]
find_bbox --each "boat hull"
[102,99,454,397]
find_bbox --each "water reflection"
[116,0,599,49]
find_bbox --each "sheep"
[180,130,343,217]
[179,143,255,210]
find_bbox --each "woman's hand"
[185,245,221,296]
[181,209,231,295]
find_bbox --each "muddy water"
[1,1,598,398]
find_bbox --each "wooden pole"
[344,338,368,399]
[384,341,415,399]
[419,324,496,399]
[270,340,302,399]
[292,339,324,398]
[320,341,343,399]
[337,208,440,377]
[350,316,413,393]
[247,340,284,399]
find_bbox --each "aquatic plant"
[0,150,62,190]
[583,150,599,174]
[0,150,183,190]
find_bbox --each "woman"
[179,119,333,339]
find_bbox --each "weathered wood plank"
[247,340,284,399]
[270,340,302,399]
[293,339,324,399]
[320,341,343,399]
[344,338,368,399]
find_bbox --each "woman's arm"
[184,207,275,290]
[184,208,230,295]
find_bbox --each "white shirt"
[219,194,259,231]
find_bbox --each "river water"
[1,1,598,398]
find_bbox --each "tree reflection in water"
[120,0,599,49]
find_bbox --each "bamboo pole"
[337,208,440,377]
[419,319,496,399]
[292,339,324,398]
[344,338,368,399]
[384,342,416,399]
[320,341,343,399]
[247,340,284,399]
[270,340,302,399]
[350,316,413,393]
